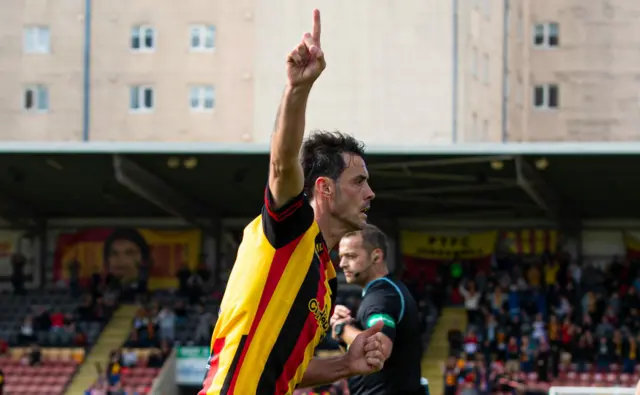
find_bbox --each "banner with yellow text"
[53,228,202,289]
[501,229,558,255]
[400,231,497,282]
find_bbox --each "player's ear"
[315,176,333,198]
[371,248,383,263]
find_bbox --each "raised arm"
[269,9,326,209]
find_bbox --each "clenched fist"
[286,9,326,88]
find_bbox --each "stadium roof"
[1,141,640,154]
[0,141,638,227]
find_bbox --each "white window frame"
[189,86,216,111]
[533,22,559,48]
[533,84,559,110]
[189,25,216,51]
[131,25,156,51]
[23,85,49,112]
[23,26,50,54]
[130,85,155,112]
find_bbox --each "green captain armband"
[366,313,396,328]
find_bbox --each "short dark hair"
[300,130,366,197]
[343,224,388,261]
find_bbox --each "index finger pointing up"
[312,9,321,47]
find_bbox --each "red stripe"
[274,253,329,393]
[226,234,304,394]
[264,188,304,222]
[199,337,226,395]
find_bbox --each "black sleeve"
[262,184,315,248]
[358,282,403,342]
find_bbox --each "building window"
[23,26,50,53]
[24,85,49,112]
[131,25,155,51]
[533,23,559,48]
[190,25,216,50]
[130,86,154,111]
[189,86,215,110]
[533,84,558,109]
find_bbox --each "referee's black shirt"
[348,275,423,395]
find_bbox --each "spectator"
[18,316,36,345]
[187,272,204,304]
[121,348,137,368]
[0,337,7,356]
[157,305,176,343]
[0,366,4,395]
[196,262,211,283]
[623,333,637,373]
[89,381,107,395]
[176,264,191,296]
[173,300,188,325]
[68,260,81,297]
[459,280,481,326]
[109,382,126,395]
[11,253,26,295]
[447,323,463,356]
[148,348,165,368]
[21,344,41,366]
[194,304,214,345]
[106,350,122,386]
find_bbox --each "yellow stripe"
[234,223,320,394]
[521,229,531,255]
[205,217,274,394]
[535,229,545,255]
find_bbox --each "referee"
[331,225,425,395]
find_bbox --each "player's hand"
[330,304,352,327]
[286,9,326,88]
[345,321,385,375]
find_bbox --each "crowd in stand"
[87,263,217,395]
[444,252,640,395]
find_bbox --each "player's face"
[107,239,142,281]
[331,153,375,231]
[338,234,371,284]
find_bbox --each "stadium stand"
[439,251,640,395]
[0,284,117,395]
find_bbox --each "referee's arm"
[332,288,401,361]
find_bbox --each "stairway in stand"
[64,305,138,395]
[421,308,467,395]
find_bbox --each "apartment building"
[0,0,638,143]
